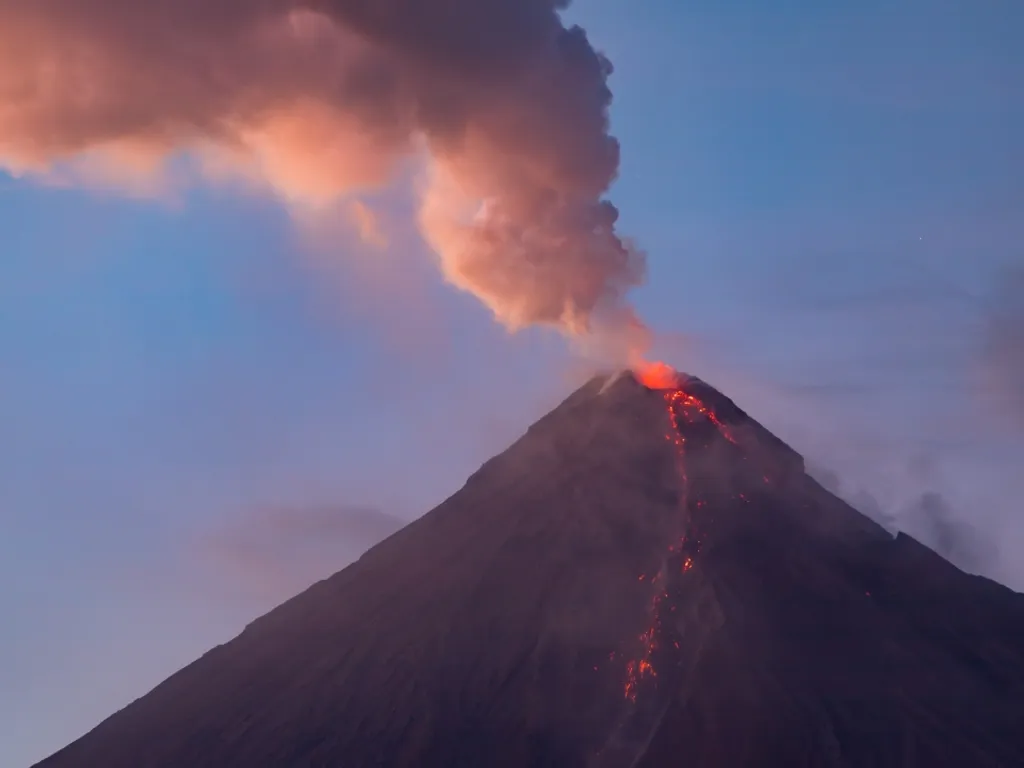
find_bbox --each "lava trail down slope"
[34,372,1024,768]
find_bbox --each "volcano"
[34,372,1024,767]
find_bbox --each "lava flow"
[622,361,738,702]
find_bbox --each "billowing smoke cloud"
[0,0,647,346]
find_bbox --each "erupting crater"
[633,360,681,391]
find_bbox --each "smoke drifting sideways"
[0,0,649,354]
[807,462,998,578]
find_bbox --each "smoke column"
[0,0,648,353]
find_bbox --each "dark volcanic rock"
[34,373,1024,768]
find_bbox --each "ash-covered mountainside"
[35,372,1024,768]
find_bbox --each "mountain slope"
[34,372,1024,767]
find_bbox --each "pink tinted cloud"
[0,0,647,348]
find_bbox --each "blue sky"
[3,2,1023,765]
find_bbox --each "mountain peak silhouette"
[35,372,1024,767]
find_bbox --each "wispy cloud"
[807,460,1000,578]
[979,267,1024,425]
[196,505,406,605]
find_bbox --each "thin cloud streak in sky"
[0,0,648,351]
[980,267,1024,425]
[199,505,406,605]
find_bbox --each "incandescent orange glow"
[622,375,747,702]
[633,360,679,390]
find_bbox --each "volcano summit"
[34,371,1024,768]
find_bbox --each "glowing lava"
[633,360,679,390]
[632,361,735,442]
[667,389,738,445]
[621,373,740,702]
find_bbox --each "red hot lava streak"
[622,362,738,702]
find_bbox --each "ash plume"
[0,0,647,346]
